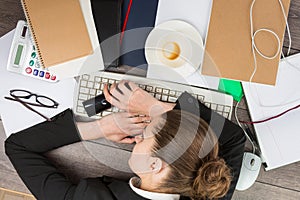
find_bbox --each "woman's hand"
[103,81,175,116]
[77,112,150,143]
[99,112,150,143]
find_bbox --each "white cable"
[234,99,256,154]
[249,0,287,83]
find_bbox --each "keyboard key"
[176,91,182,97]
[139,84,146,90]
[87,81,94,88]
[223,113,229,118]
[94,83,101,89]
[211,104,217,110]
[217,105,224,111]
[155,87,162,93]
[94,76,101,82]
[96,90,102,95]
[89,89,96,95]
[100,84,104,90]
[168,96,177,103]
[161,95,168,101]
[224,106,231,112]
[146,86,153,92]
[162,89,169,95]
[79,94,88,100]
[197,95,205,102]
[80,87,89,94]
[80,80,87,87]
[77,100,83,106]
[155,94,161,100]
[77,106,85,113]
[108,79,115,84]
[82,75,90,80]
[102,78,108,83]
[169,90,176,96]
[205,102,211,108]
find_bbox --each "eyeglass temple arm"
[4,97,52,121]
[4,97,46,107]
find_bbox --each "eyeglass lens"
[36,96,57,107]
[10,90,31,98]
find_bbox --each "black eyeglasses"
[4,89,59,121]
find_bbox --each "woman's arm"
[5,109,149,199]
[5,109,80,200]
[77,112,150,142]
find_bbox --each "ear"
[149,157,163,173]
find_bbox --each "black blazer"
[5,92,246,200]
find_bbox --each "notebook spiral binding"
[20,0,45,68]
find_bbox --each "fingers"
[117,80,132,94]
[119,137,136,144]
[103,84,113,104]
[127,81,139,91]
[128,114,151,123]
[103,84,122,108]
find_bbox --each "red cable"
[120,0,133,44]
[241,103,300,124]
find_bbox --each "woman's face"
[128,118,158,175]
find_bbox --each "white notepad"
[242,54,300,170]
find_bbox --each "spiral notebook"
[21,0,93,68]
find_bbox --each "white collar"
[129,177,180,200]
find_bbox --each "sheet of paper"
[0,30,76,137]
[242,53,300,170]
[155,0,212,42]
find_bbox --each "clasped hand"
[103,80,174,116]
[79,81,175,143]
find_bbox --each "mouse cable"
[234,98,257,154]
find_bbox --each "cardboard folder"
[202,0,291,85]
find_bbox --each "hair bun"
[192,158,232,199]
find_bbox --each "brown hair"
[151,110,232,200]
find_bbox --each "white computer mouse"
[236,152,261,191]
